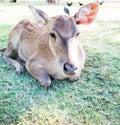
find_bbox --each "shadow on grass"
[0,49,120,124]
[0,51,73,124]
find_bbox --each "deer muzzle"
[63,62,78,75]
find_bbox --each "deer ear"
[74,3,99,25]
[29,5,49,24]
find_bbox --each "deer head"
[29,3,99,75]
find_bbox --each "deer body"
[3,3,99,87]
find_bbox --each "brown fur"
[3,3,99,87]
[47,0,60,5]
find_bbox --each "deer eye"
[50,32,56,39]
[76,32,80,37]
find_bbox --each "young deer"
[3,3,99,87]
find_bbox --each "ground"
[0,1,120,125]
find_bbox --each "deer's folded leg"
[26,58,51,87]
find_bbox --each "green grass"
[0,20,120,125]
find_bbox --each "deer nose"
[63,62,78,75]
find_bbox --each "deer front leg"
[26,58,51,87]
[3,44,24,75]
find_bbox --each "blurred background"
[0,0,120,24]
